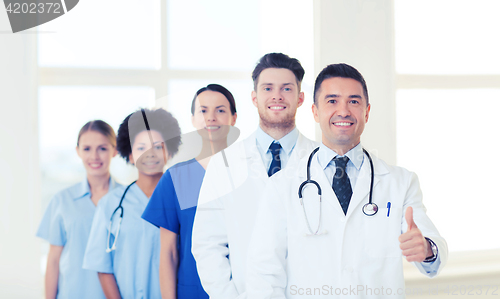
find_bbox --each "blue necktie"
[332,156,352,215]
[268,142,282,177]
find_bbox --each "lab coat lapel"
[241,133,268,185]
[287,133,308,168]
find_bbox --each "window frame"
[38,1,249,98]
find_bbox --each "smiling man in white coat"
[192,53,318,298]
[246,63,448,298]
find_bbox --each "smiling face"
[251,68,304,130]
[312,77,371,155]
[76,130,117,178]
[191,90,237,142]
[128,130,168,175]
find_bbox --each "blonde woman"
[37,120,121,299]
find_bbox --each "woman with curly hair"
[37,120,121,299]
[142,84,237,298]
[83,108,181,299]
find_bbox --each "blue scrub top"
[36,177,121,299]
[83,183,161,299]
[142,158,208,299]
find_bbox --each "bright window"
[38,0,161,69]
[395,1,500,252]
[396,89,500,252]
[167,0,259,71]
[395,0,500,75]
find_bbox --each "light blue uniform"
[36,178,121,299]
[83,183,161,299]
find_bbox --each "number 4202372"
[5,2,62,14]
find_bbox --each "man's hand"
[399,207,433,263]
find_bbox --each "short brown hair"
[313,63,369,106]
[252,53,305,91]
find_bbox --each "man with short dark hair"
[192,53,317,298]
[246,63,447,299]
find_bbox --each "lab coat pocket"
[364,206,401,258]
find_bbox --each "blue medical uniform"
[36,178,121,299]
[142,159,208,299]
[83,183,161,299]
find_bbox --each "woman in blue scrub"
[142,84,237,298]
[37,120,120,299]
[83,108,181,299]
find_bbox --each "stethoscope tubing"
[106,180,137,252]
[298,147,321,199]
[112,180,137,218]
[363,148,375,206]
[298,147,377,236]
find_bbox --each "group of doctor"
[37,52,447,299]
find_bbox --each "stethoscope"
[106,180,137,253]
[298,147,378,236]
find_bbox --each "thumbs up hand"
[398,207,433,263]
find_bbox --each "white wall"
[0,9,42,299]
[314,0,396,164]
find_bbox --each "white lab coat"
[246,148,448,299]
[192,131,318,299]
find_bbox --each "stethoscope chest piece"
[362,203,378,216]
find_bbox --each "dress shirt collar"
[256,126,299,155]
[318,142,364,170]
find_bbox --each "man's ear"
[251,90,258,108]
[129,153,135,165]
[297,91,305,108]
[365,104,371,123]
[312,103,320,123]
